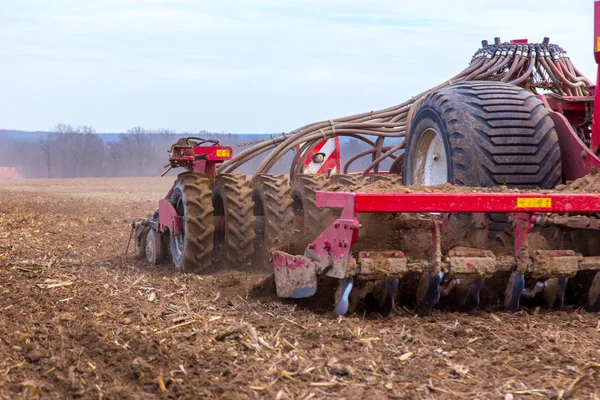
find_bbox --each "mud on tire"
[364,173,403,185]
[212,174,256,269]
[328,173,361,188]
[170,173,214,273]
[251,174,293,271]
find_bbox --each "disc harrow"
[273,189,600,316]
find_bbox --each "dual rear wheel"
[146,173,294,273]
[168,173,257,273]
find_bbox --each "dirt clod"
[24,349,46,363]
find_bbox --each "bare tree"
[46,124,106,178]
[39,135,53,178]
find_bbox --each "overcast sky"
[0,0,595,133]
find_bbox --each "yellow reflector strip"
[516,197,552,209]
[216,149,230,157]
[597,37,600,52]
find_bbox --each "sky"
[0,0,595,133]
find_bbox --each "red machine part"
[316,192,600,214]
[168,139,232,181]
[296,137,341,174]
[158,199,182,235]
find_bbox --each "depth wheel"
[290,174,333,251]
[145,229,164,265]
[588,271,600,312]
[170,173,214,273]
[212,174,255,269]
[251,174,293,271]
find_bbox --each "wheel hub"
[413,128,448,185]
[145,236,154,263]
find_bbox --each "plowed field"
[0,178,599,399]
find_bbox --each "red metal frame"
[158,199,182,235]
[316,191,600,214]
[193,145,233,162]
[542,103,600,180]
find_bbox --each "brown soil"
[326,180,522,194]
[556,169,600,193]
[1,177,599,399]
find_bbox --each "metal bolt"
[581,151,587,159]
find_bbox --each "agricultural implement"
[132,1,600,316]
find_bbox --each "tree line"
[0,124,384,179]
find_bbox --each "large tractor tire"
[170,173,215,273]
[212,174,255,269]
[404,81,562,236]
[290,174,333,252]
[251,174,293,271]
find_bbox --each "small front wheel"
[145,229,164,265]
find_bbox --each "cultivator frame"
[273,191,600,316]
[130,1,600,319]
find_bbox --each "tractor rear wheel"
[170,173,215,273]
[404,81,562,236]
[212,174,255,269]
[251,174,293,270]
